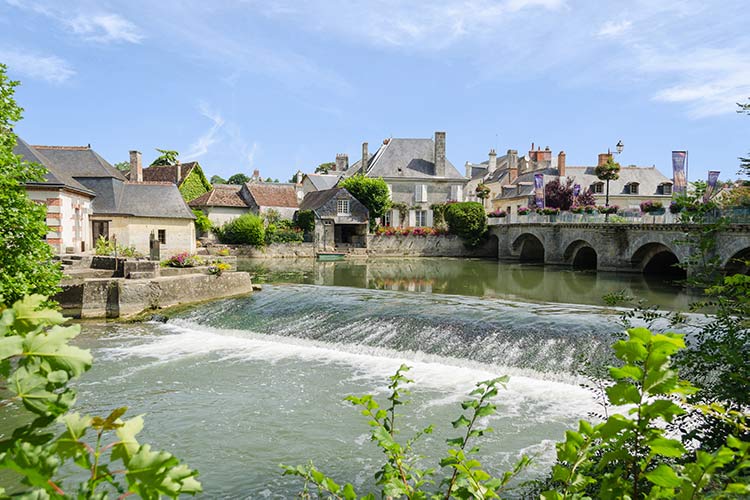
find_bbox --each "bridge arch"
[723,246,750,275]
[631,242,686,279]
[563,239,598,270]
[513,233,545,263]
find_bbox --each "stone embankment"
[55,255,254,319]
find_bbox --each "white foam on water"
[106,319,598,422]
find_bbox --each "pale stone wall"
[387,179,467,227]
[205,206,247,227]
[367,234,497,257]
[27,188,93,253]
[104,216,196,256]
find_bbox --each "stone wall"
[55,271,253,319]
[223,242,316,258]
[367,234,497,257]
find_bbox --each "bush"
[295,209,316,233]
[265,220,304,244]
[339,175,390,227]
[444,202,487,247]
[192,209,212,234]
[218,213,265,246]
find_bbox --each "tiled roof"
[139,162,198,185]
[244,182,298,208]
[188,184,247,208]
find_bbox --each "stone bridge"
[488,223,750,276]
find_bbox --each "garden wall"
[211,243,315,258]
[367,234,497,258]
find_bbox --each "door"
[92,220,109,244]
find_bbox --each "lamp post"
[603,140,624,207]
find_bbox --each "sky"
[1,0,749,182]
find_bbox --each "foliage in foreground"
[0,64,62,305]
[0,295,201,498]
[339,175,391,226]
[283,329,749,499]
[444,202,487,247]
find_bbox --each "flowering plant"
[488,209,507,218]
[540,207,559,216]
[208,262,232,276]
[570,205,584,214]
[639,200,664,213]
[597,205,619,214]
[584,205,597,214]
[166,252,202,268]
[669,201,683,214]
[517,206,532,215]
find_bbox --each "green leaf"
[606,382,641,405]
[645,464,682,487]
[0,335,22,360]
[452,415,471,428]
[112,415,144,463]
[609,365,642,380]
[22,325,92,378]
[649,437,687,458]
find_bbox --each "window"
[336,199,350,215]
[415,210,427,227]
[415,184,427,202]
[383,211,392,227]
[592,182,604,194]
[450,185,463,201]
[658,183,673,196]
[158,229,166,244]
[626,182,639,194]
[387,184,393,199]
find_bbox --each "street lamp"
[616,140,624,155]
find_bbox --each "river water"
[2,258,691,497]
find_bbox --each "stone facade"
[367,234,498,258]
[97,215,196,256]
[26,187,93,253]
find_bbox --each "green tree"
[227,173,250,185]
[210,174,227,185]
[113,161,130,172]
[150,148,179,166]
[217,213,265,246]
[0,64,62,305]
[595,156,621,207]
[339,174,391,227]
[739,100,749,176]
[315,162,335,174]
[444,201,487,247]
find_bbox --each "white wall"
[104,216,196,256]
[205,206,248,227]
[27,188,93,253]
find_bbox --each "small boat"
[317,252,346,261]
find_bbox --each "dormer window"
[592,182,604,194]
[625,182,639,195]
[336,199,350,215]
[657,183,673,195]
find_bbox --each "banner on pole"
[534,174,544,208]
[572,184,581,197]
[704,171,720,202]
[672,151,687,195]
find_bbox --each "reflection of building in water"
[373,278,434,293]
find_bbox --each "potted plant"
[669,201,683,214]
[640,200,665,215]
[570,205,585,214]
[517,206,532,216]
[597,205,618,215]
[488,209,507,218]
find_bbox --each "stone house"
[133,161,212,202]
[298,187,369,250]
[188,184,248,227]
[16,140,196,255]
[239,182,299,220]
[335,132,468,227]
[15,137,96,254]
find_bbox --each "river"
[2,258,691,497]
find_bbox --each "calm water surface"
[2,258,691,498]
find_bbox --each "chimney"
[335,153,348,172]
[252,169,260,182]
[541,146,552,164]
[175,162,182,184]
[360,142,368,175]
[488,148,497,173]
[507,149,518,183]
[129,150,143,182]
[295,170,303,184]
[465,161,472,178]
[558,151,566,177]
[434,131,446,177]
[598,152,613,167]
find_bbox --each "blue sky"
[2,0,748,182]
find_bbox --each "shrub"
[94,236,142,258]
[444,202,487,247]
[265,221,304,244]
[488,209,507,217]
[544,177,576,210]
[218,213,265,246]
[339,175,390,225]
[576,188,597,207]
[670,201,684,213]
[295,209,316,233]
[584,205,597,214]
[192,209,212,234]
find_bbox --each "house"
[134,161,212,202]
[299,173,342,195]
[14,137,96,254]
[15,140,196,255]
[239,182,299,219]
[187,184,248,227]
[337,132,468,227]
[298,187,369,250]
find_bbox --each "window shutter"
[387,184,393,198]
[414,184,419,201]
[457,185,463,201]
[421,185,427,202]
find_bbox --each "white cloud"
[597,20,632,38]
[68,14,144,44]
[0,47,74,83]
[244,142,259,168]
[184,102,225,159]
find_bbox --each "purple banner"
[573,184,581,197]
[534,173,544,208]
[704,170,720,202]
[672,151,687,195]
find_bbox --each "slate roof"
[31,145,126,180]
[13,138,95,196]
[118,182,195,219]
[244,182,298,208]
[345,138,465,180]
[304,174,341,191]
[188,184,246,208]
[138,162,199,185]
[299,188,341,211]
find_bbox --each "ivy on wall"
[179,165,212,202]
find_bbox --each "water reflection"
[237,258,690,310]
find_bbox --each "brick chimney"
[252,169,260,182]
[598,152,613,167]
[529,142,536,161]
[558,151,566,177]
[434,131,446,177]
[540,146,552,165]
[129,150,142,182]
[488,148,497,173]
[360,142,368,175]
[295,170,303,184]
[465,161,472,178]
[335,153,348,172]
[507,149,518,183]
[175,162,182,185]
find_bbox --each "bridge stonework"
[489,223,750,274]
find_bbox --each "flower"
[488,209,507,217]
[517,206,532,215]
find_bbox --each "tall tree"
[0,64,62,304]
[227,173,250,185]
[595,156,621,207]
[339,175,390,228]
[210,174,227,185]
[315,162,335,174]
[114,161,130,172]
[150,148,179,166]
[544,177,576,210]
[739,100,749,176]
